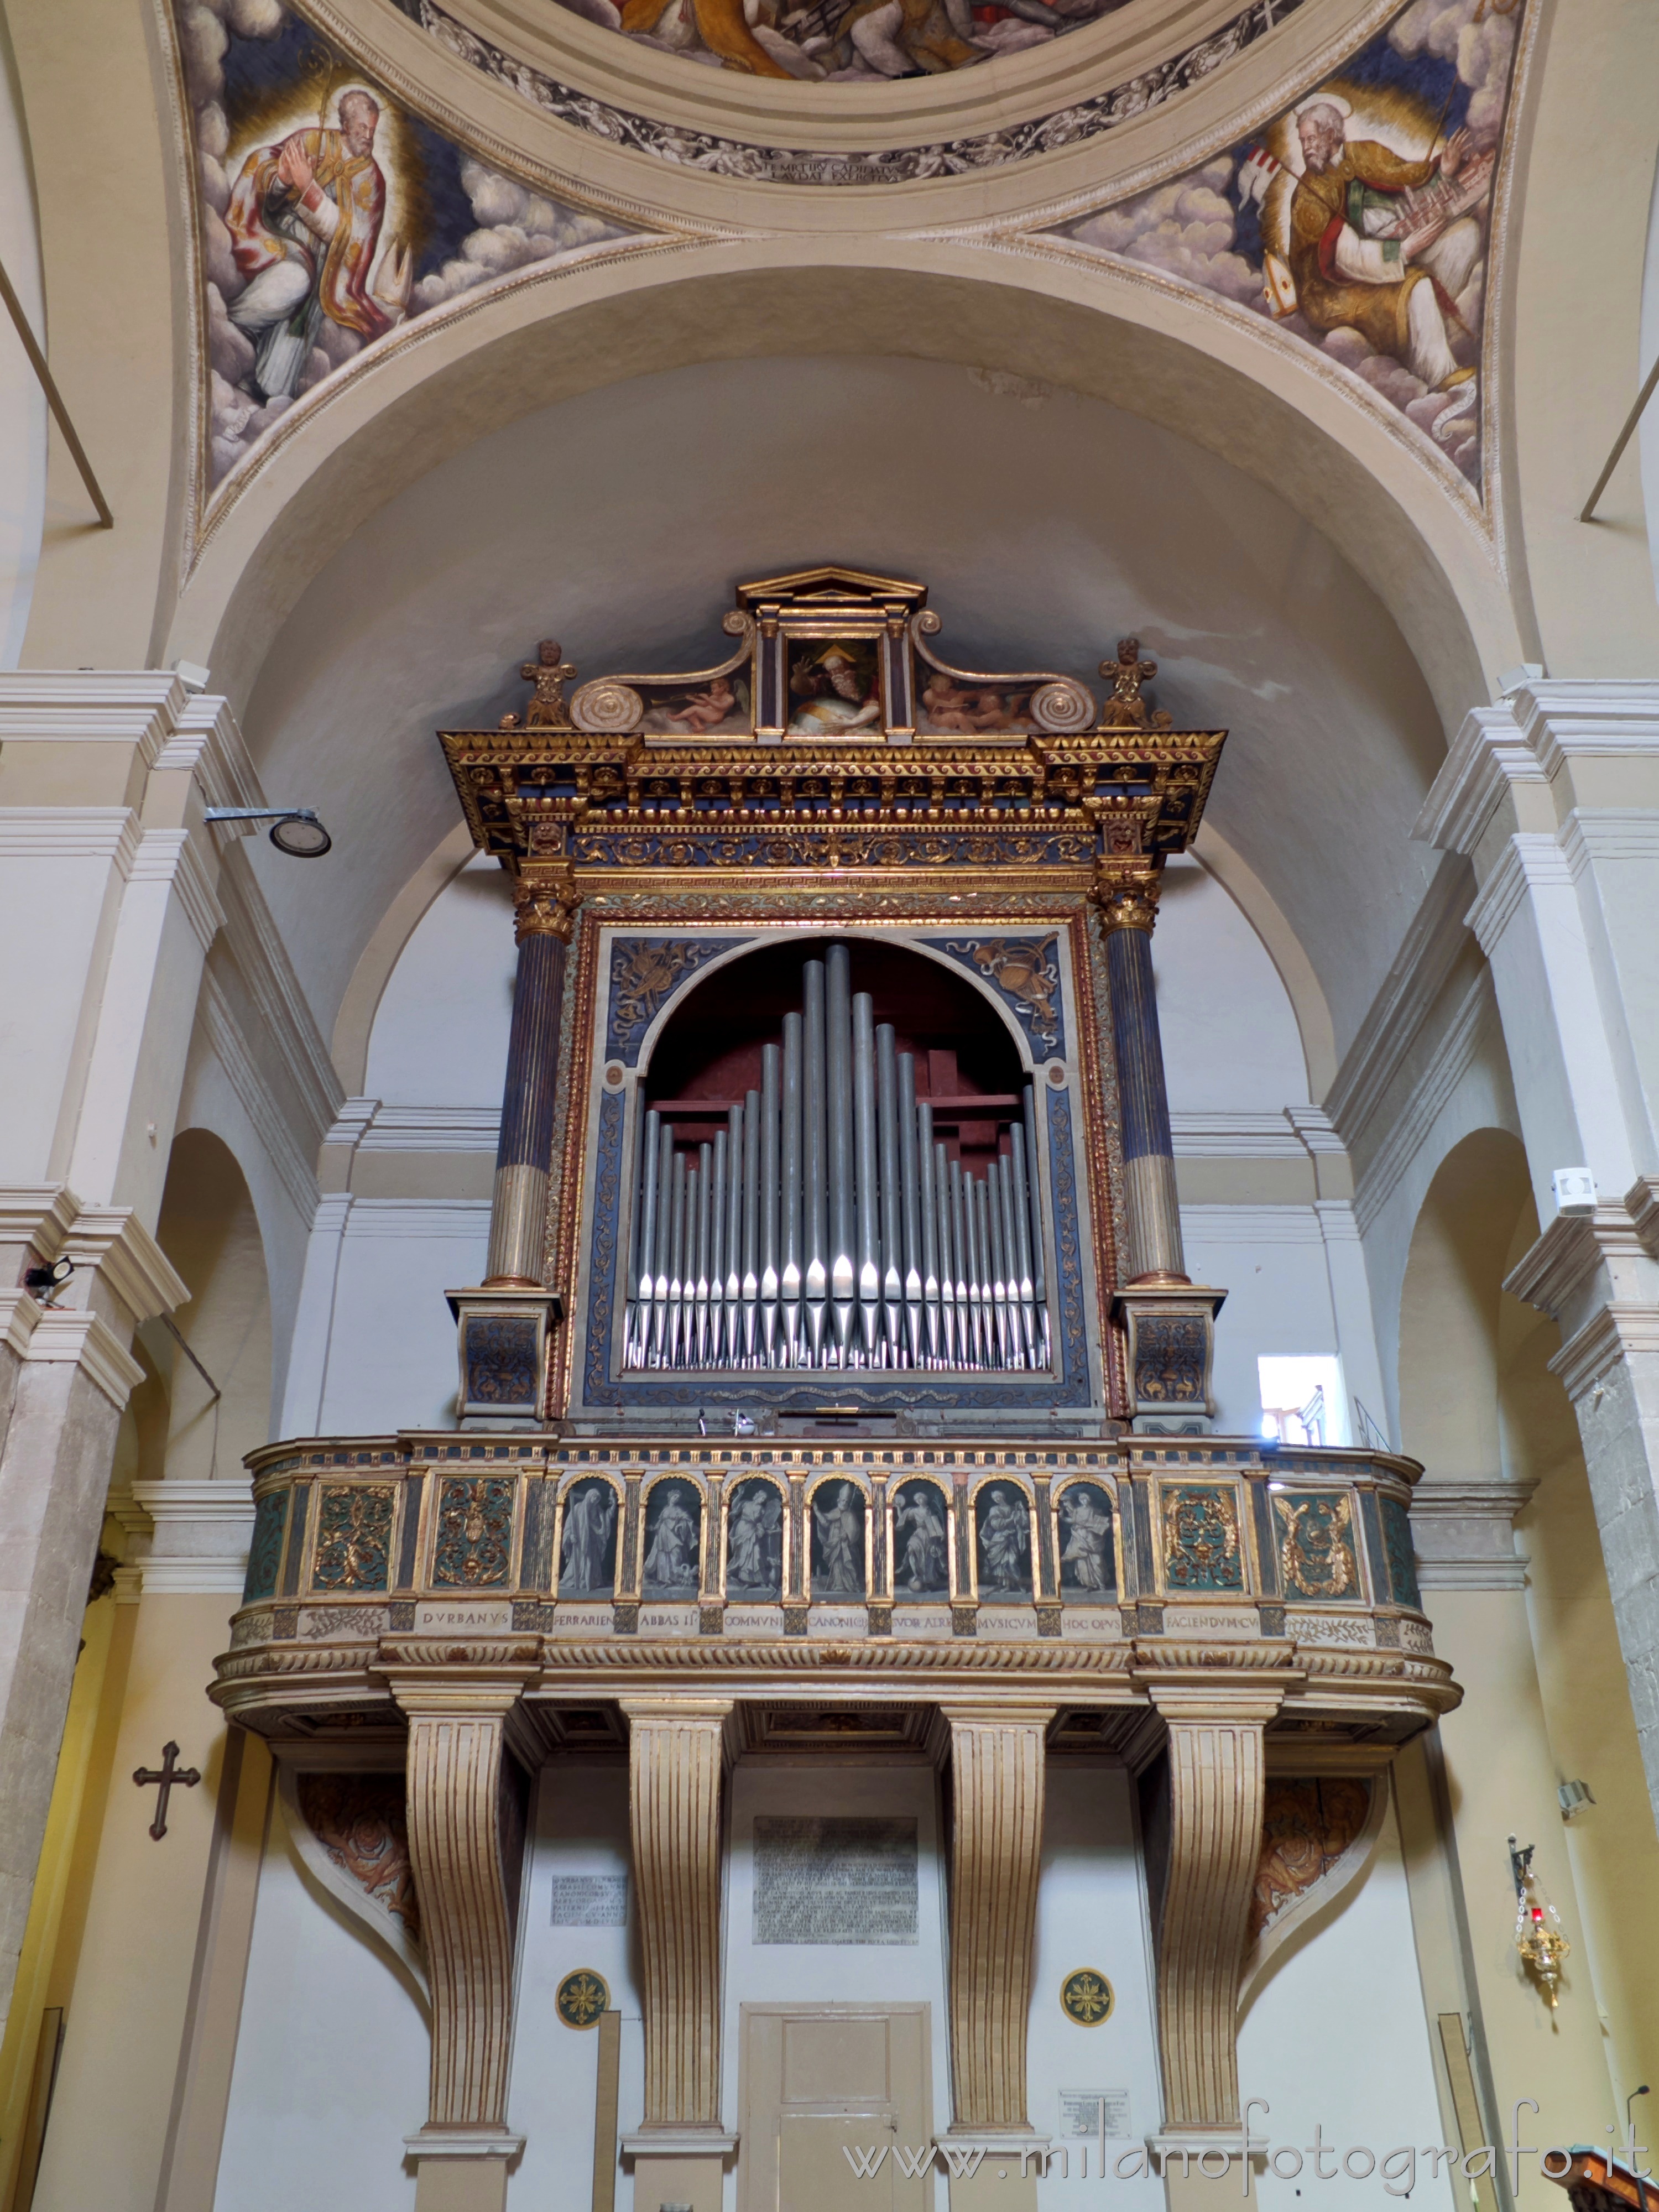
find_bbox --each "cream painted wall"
[232,356,1447,1062]
[0,8,44,669]
[31,1595,242,2212]
[364,857,514,1110]
[1154,858,1309,1119]
[1029,1762,1162,2211]
[215,1801,427,2212]
[510,1758,643,2212]
[1237,1799,1457,2212]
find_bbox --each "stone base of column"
[942,2132,1044,2212]
[1112,1285,1227,1433]
[1147,2138,1259,2209]
[622,2130,737,2212]
[405,2128,523,2212]
[445,1287,562,1426]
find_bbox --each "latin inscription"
[550,1875,629,1927]
[753,1815,918,1945]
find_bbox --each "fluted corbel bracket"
[620,1697,735,2131]
[942,1701,1056,2132]
[388,1665,535,2136]
[1146,1687,1283,2134]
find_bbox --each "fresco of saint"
[225,90,411,403]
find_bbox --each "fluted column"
[486,875,579,1288]
[619,1698,735,2212]
[1146,1688,1281,2153]
[388,1663,535,2212]
[1098,878,1185,1286]
[943,1703,1053,2138]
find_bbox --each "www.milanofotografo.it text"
[841,2103,1652,2191]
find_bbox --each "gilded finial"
[518,639,577,728]
[1098,637,1172,731]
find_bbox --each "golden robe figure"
[226,90,406,403]
[1287,100,1483,395]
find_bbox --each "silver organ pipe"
[623,943,1055,1373]
[760,1041,781,1365]
[781,1011,803,1369]
[804,958,828,1365]
[826,943,856,1362]
[724,1102,743,1368]
[877,1024,903,1367]
[852,992,880,1366]
[916,1093,942,1363]
[742,1087,760,1363]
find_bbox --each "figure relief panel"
[173,0,638,502]
[1050,0,1527,494]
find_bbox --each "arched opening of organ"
[625,936,1050,1373]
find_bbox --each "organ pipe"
[623,943,1052,1372]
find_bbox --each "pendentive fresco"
[1053,0,1524,490]
[174,0,635,490]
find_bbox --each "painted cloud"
[1055,0,1524,489]
[177,0,635,490]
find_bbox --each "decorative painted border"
[392,0,1306,187]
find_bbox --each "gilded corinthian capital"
[513,871,581,943]
[1094,872,1162,933]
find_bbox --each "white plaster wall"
[1156,858,1309,1116]
[364,854,514,1108]
[0,9,44,667]
[1182,1208,1341,1439]
[1640,141,1659,608]
[723,1756,952,2176]
[1237,1799,1458,2212]
[1031,1762,1163,2212]
[316,1199,489,1432]
[509,1759,644,2212]
[215,1808,427,2212]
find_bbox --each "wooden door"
[740,2004,932,2212]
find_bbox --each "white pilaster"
[1417,680,1659,1828]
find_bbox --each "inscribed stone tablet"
[753,1816,918,1945]
[550,1875,629,1927]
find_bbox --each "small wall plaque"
[1060,1968,1115,2025]
[556,1969,611,2027]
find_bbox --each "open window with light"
[1257,1355,1348,1447]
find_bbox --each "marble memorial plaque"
[754,1816,919,1945]
[1057,2090,1131,2140]
[550,1874,629,1926]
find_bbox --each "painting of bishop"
[225,87,411,404]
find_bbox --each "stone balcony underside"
[213,1434,1457,1747]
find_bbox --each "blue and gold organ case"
[215,571,1455,2090]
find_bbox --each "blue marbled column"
[485,889,573,1286]
[1103,889,1188,1285]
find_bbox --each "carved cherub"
[519,638,577,728]
[1097,637,1173,731]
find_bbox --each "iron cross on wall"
[132,1741,201,1840]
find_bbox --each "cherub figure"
[665,675,739,733]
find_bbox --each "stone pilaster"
[1145,1687,1281,2143]
[1417,681,1659,1830]
[0,1189,186,2038]
[386,1657,536,2212]
[618,1696,734,2212]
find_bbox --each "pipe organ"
[625,943,1050,1374]
[213,570,1455,2212]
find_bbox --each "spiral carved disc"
[570,679,644,733]
[1030,678,1095,733]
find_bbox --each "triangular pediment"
[737,566,927,611]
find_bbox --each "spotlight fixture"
[23,1256,74,1302]
[202,806,333,857]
